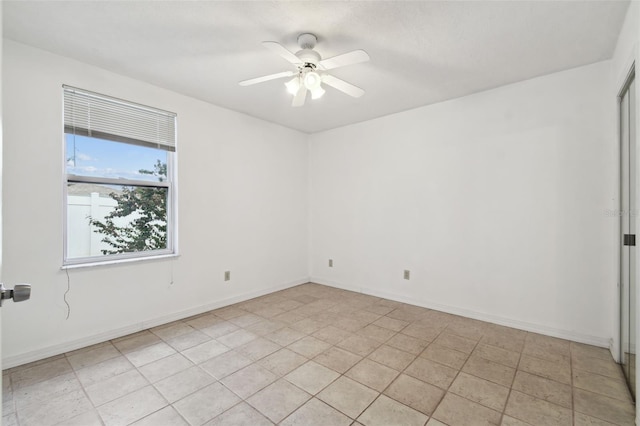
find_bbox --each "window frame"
[62,87,178,267]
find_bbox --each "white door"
[0,7,34,417]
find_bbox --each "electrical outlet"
[403,270,410,280]
[224,271,231,281]
[329,259,333,267]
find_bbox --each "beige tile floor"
[2,283,635,426]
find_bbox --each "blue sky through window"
[65,134,167,182]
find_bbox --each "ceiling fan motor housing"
[297,33,317,49]
[296,33,321,66]
[296,49,321,66]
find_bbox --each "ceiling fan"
[239,33,370,107]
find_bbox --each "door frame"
[618,63,636,398]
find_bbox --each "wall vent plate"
[403,270,410,280]
[224,271,231,281]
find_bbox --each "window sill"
[61,252,179,270]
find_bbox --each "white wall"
[1,40,309,367]
[309,60,615,347]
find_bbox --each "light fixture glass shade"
[310,86,325,100]
[303,72,322,90]
[285,77,300,95]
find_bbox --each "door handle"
[0,283,31,306]
[624,234,636,246]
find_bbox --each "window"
[63,86,177,266]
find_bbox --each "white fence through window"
[67,191,140,258]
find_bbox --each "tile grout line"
[65,351,107,425]
[333,308,422,422]
[430,321,487,424]
[499,331,527,425]
[273,307,418,424]
[519,337,633,423]
[7,372,21,426]
[296,311,391,422]
[258,306,369,424]
[79,332,194,425]
[570,342,575,426]
[417,320,461,422]
[360,312,453,423]
[216,307,346,422]
[157,308,269,424]
[100,339,169,426]
[289,310,493,424]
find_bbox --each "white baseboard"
[311,276,611,349]
[6,275,613,369]
[3,277,310,370]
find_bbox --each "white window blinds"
[63,85,176,152]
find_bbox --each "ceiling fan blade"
[292,86,307,107]
[239,71,295,86]
[262,41,301,65]
[319,50,370,70]
[322,75,365,98]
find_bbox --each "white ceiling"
[4,1,630,133]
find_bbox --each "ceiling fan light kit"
[304,71,321,90]
[310,85,326,100]
[285,76,300,95]
[239,32,369,107]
